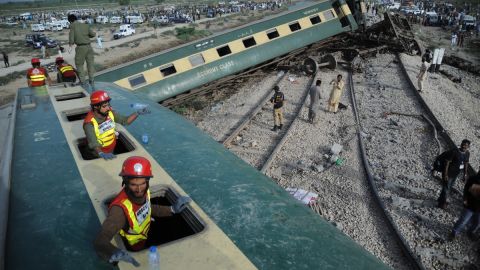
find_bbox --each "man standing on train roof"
[68,14,96,90]
[327,74,345,114]
[94,156,191,267]
[26,58,53,88]
[83,90,150,160]
[270,85,285,131]
[55,56,78,86]
[437,139,471,209]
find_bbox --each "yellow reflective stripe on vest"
[91,111,116,147]
[119,190,152,246]
[30,74,46,82]
[60,65,74,73]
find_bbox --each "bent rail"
[347,65,425,270]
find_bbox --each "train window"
[128,74,147,88]
[266,28,279,40]
[242,37,256,48]
[323,10,336,21]
[189,53,205,67]
[288,21,301,32]
[216,45,232,57]
[309,15,322,25]
[160,64,177,77]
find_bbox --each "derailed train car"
[95,0,364,103]
[4,84,389,269]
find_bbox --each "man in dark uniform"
[2,51,9,67]
[437,139,471,209]
[270,85,285,131]
[449,167,480,240]
[68,14,96,90]
[94,156,191,266]
[83,90,149,160]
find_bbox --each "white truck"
[109,16,122,24]
[113,24,135,39]
[125,15,143,24]
[96,16,109,24]
[31,24,45,32]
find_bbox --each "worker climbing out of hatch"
[83,90,150,160]
[94,156,191,267]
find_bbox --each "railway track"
[225,73,313,170]
[195,51,479,269]
[349,53,478,269]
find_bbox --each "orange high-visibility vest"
[27,67,47,87]
[110,189,152,247]
[84,111,116,148]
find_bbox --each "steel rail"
[347,65,426,270]
[260,75,314,174]
[395,54,477,176]
[222,71,288,145]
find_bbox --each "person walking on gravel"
[437,139,471,209]
[2,51,9,67]
[328,74,345,113]
[416,58,428,92]
[449,168,480,240]
[270,85,285,131]
[308,79,322,124]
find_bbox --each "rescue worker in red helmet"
[55,56,78,86]
[83,90,150,160]
[94,156,191,266]
[26,58,53,87]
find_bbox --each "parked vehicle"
[113,24,135,39]
[126,15,144,24]
[425,12,439,25]
[51,23,63,31]
[463,15,476,31]
[109,16,122,24]
[19,12,32,20]
[58,19,70,29]
[386,2,400,10]
[169,16,192,24]
[96,15,109,24]
[39,36,58,48]
[31,24,45,32]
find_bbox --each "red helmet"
[119,156,153,178]
[31,58,40,64]
[55,56,64,63]
[90,90,111,105]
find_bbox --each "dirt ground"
[412,24,480,66]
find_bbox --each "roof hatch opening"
[77,132,135,160]
[104,186,205,250]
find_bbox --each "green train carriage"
[95,0,361,103]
